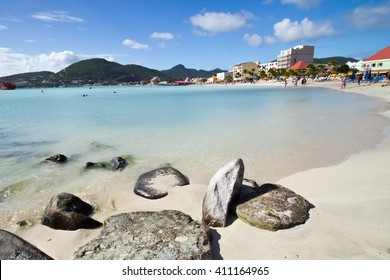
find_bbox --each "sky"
[0,0,389,76]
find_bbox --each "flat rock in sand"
[0,229,53,260]
[73,210,211,260]
[134,167,189,199]
[236,183,312,231]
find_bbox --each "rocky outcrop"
[236,183,312,231]
[134,167,189,199]
[202,159,244,227]
[0,229,53,260]
[41,192,102,231]
[83,155,132,171]
[45,154,68,163]
[73,210,211,260]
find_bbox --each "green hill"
[162,64,225,79]
[314,56,358,65]
[0,71,54,88]
[50,58,173,85]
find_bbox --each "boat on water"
[0,82,16,90]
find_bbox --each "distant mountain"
[0,71,54,88]
[50,58,173,86]
[162,64,225,80]
[314,56,359,65]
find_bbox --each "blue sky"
[0,0,389,76]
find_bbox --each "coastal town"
[1,44,389,89]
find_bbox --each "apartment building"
[232,61,259,80]
[277,45,314,69]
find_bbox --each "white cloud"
[150,32,174,40]
[122,39,150,50]
[264,35,277,45]
[190,11,254,35]
[0,48,79,76]
[350,3,390,30]
[32,11,84,23]
[243,34,263,47]
[281,0,321,8]
[273,17,336,41]
[0,25,7,30]
[24,39,37,43]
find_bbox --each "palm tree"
[268,68,276,79]
[305,64,316,77]
[316,64,325,75]
[327,60,338,73]
[243,69,249,80]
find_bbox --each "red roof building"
[289,61,308,70]
[361,46,390,75]
[364,46,390,61]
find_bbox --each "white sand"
[8,79,390,260]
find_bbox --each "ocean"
[0,85,388,227]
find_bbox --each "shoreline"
[4,80,390,260]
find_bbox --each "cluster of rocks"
[1,156,313,260]
[44,153,133,172]
[201,159,312,231]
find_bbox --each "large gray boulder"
[41,192,102,231]
[74,210,212,260]
[202,159,244,227]
[236,183,312,231]
[134,167,189,199]
[0,229,53,260]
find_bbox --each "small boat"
[0,82,16,90]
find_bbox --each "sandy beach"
[5,79,390,260]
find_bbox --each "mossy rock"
[83,155,134,171]
[0,179,33,202]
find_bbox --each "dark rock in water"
[16,219,33,228]
[235,183,312,231]
[134,167,189,199]
[111,156,128,171]
[0,229,53,260]
[202,159,244,227]
[45,154,68,164]
[41,192,102,231]
[73,210,211,260]
[83,155,132,171]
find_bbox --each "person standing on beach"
[340,75,347,90]
[357,74,362,86]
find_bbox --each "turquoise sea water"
[0,85,389,226]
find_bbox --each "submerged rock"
[236,183,312,231]
[45,154,68,164]
[202,159,244,227]
[83,155,133,171]
[0,229,53,260]
[90,142,115,151]
[73,210,211,260]
[0,178,34,202]
[134,167,189,199]
[41,192,102,231]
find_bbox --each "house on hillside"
[360,46,390,77]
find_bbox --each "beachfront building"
[232,61,259,80]
[259,61,278,72]
[216,71,232,82]
[359,46,390,76]
[277,45,314,69]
